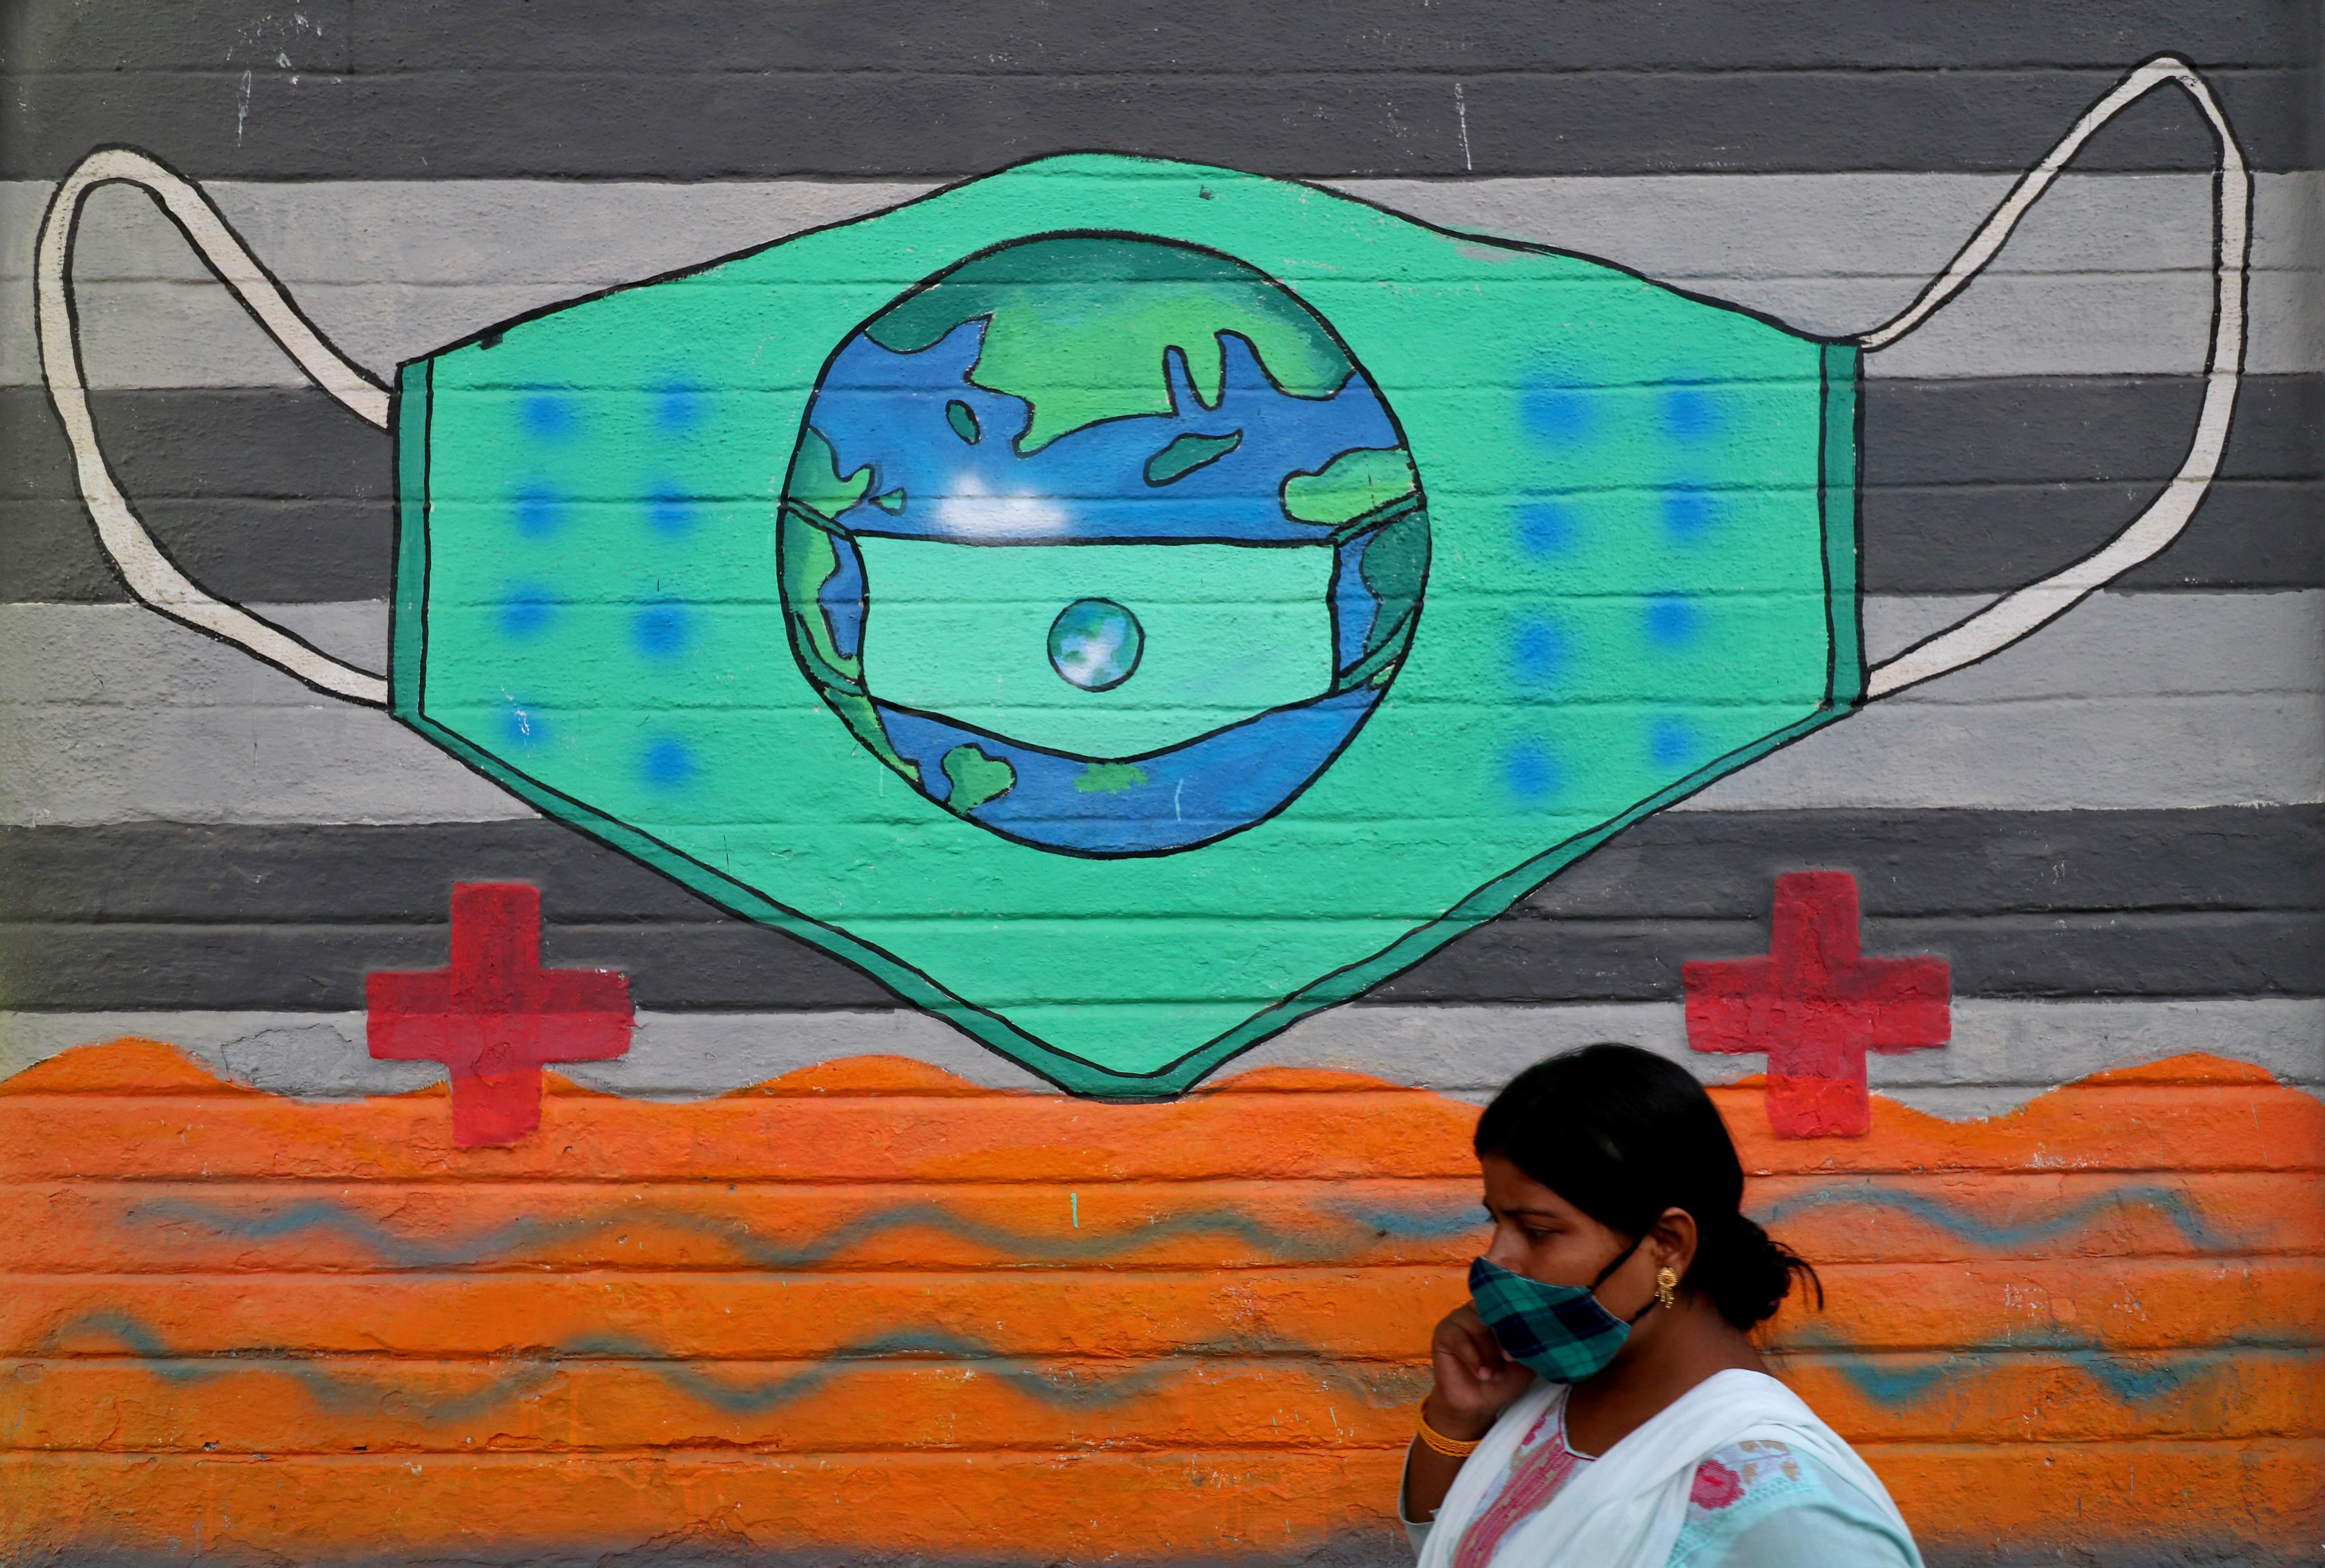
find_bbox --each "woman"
[1402,1044,1921,1568]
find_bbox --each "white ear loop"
[1857,55,2249,700]
[34,146,392,706]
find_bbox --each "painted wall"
[1,4,2319,1565]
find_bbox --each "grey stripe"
[1,913,2312,1011]
[9,173,2316,387]
[0,593,2315,827]
[2,378,2317,606]
[5,810,2313,922]
[12,3,2307,81]
[0,808,2314,1011]
[5,58,2311,181]
[1379,912,2323,1004]
[1682,591,2324,811]
[6,1000,2317,1119]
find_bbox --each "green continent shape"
[941,745,1016,812]
[1074,763,1150,795]
[1281,446,1420,526]
[1332,509,1430,694]
[865,237,1353,454]
[827,689,922,786]
[777,511,860,687]
[786,426,872,520]
[1145,430,1243,486]
[777,510,922,786]
[1357,509,1428,656]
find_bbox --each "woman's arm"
[1401,1303,1536,1523]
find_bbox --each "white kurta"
[1407,1371,1922,1568]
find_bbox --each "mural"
[31,58,2250,1098]
[2,10,2317,1567]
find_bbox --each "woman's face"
[1477,1151,1637,1290]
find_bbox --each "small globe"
[1048,599,1143,692]
[777,235,1429,855]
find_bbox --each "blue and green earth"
[778,235,1429,855]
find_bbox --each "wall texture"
[1,3,2319,1565]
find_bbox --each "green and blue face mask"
[36,59,2246,1099]
[1469,1252,1654,1385]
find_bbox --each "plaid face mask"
[1469,1248,1646,1384]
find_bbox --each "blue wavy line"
[127,1193,1480,1270]
[23,1313,1419,1423]
[1788,1335,2312,1409]
[1753,1182,2235,1252]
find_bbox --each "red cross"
[1683,871,1949,1138]
[367,883,633,1147]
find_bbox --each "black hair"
[1472,1043,1821,1329]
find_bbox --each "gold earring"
[1655,1267,1679,1310]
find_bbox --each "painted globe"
[777,235,1428,855]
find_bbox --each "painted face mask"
[36,58,2246,1099]
[1469,1252,1652,1384]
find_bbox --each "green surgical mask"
[37,59,2247,1099]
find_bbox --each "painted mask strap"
[1854,55,2249,700]
[33,145,392,706]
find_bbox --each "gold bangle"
[1416,1411,1482,1459]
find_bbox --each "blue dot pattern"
[499,582,556,639]
[1645,596,1702,647]
[1649,716,1701,770]
[1502,741,1562,804]
[521,394,579,443]
[642,736,696,788]
[633,602,689,659]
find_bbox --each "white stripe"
[1,172,2315,387]
[0,593,2314,824]
[6,1000,2317,1117]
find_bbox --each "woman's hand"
[1425,1302,1534,1437]
[1403,1303,1534,1525]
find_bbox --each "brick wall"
[1,4,2318,1564]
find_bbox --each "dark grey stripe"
[1862,375,2324,485]
[0,387,395,604]
[1523,805,2325,917]
[2,912,2311,1010]
[1861,481,2323,594]
[2,809,2313,1010]
[16,0,2311,76]
[2,378,2315,603]
[1860,374,2325,593]
[0,920,900,1011]
[0,497,397,605]
[6,810,2312,921]
[4,9,2312,181]
[1377,913,2324,1003]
